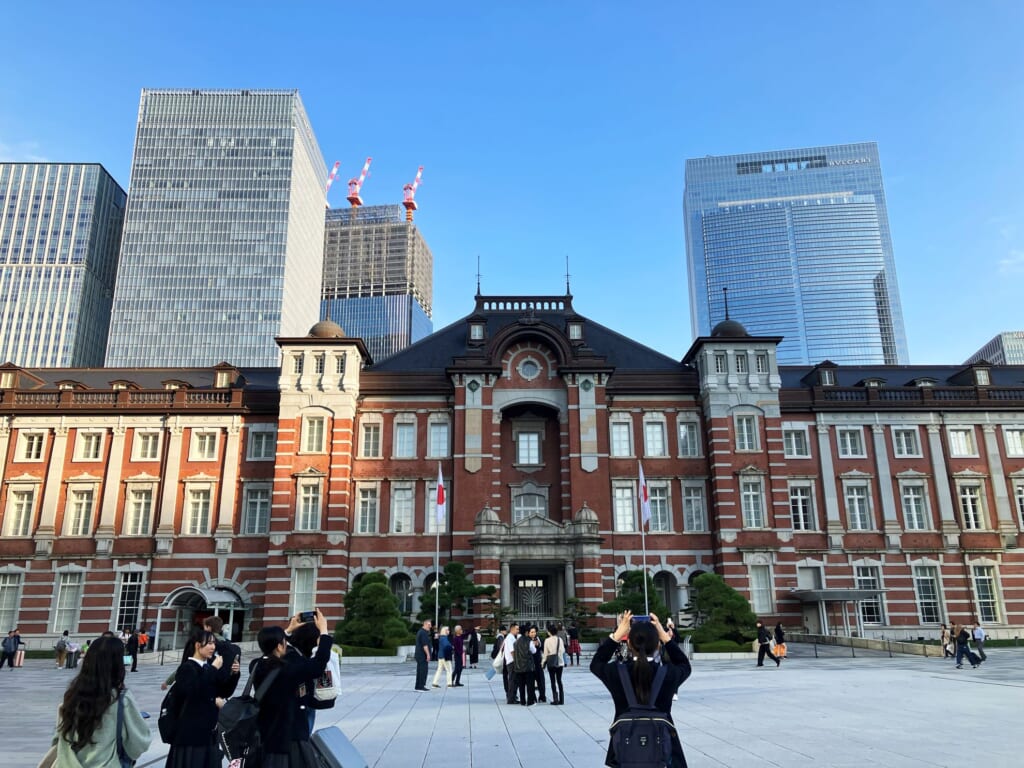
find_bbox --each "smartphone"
[630,615,651,623]
[299,610,317,623]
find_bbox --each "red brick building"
[1,294,1022,647]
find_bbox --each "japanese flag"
[638,462,651,528]
[436,462,446,525]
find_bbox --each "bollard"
[887,640,892,658]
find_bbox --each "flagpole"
[638,462,650,616]
[435,463,444,631]
[641,519,649,616]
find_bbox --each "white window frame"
[513,423,543,466]
[1015,480,1024,528]
[648,481,671,533]
[0,572,24,632]
[948,427,977,457]
[18,431,47,462]
[714,353,727,374]
[360,418,382,458]
[74,431,104,462]
[132,431,161,462]
[892,427,921,458]
[301,415,327,454]
[123,484,156,536]
[613,482,636,532]
[957,482,987,530]
[114,570,145,634]
[427,420,450,459]
[512,492,546,524]
[735,353,748,374]
[189,430,219,461]
[844,482,873,530]
[677,419,701,458]
[749,564,773,614]
[734,414,759,452]
[789,482,815,531]
[971,564,1001,623]
[241,484,271,535]
[393,417,417,459]
[290,567,315,615]
[755,353,769,374]
[296,479,322,532]
[740,478,766,528]
[899,481,929,531]
[783,427,810,458]
[912,565,943,625]
[1004,427,1024,457]
[855,565,885,625]
[184,486,213,535]
[682,483,707,532]
[390,483,415,533]
[355,483,379,534]
[246,426,277,462]
[3,486,38,537]
[643,416,667,458]
[64,487,96,537]
[52,570,85,633]
[837,427,866,458]
[610,416,633,458]
[427,481,449,532]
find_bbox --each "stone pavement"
[3,645,1022,767]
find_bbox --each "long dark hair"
[58,635,126,751]
[627,621,660,704]
[255,625,287,672]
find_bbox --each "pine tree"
[336,572,411,648]
[688,572,757,644]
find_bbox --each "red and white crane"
[402,166,424,222]
[324,161,341,207]
[346,157,373,207]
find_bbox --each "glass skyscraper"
[0,163,126,367]
[321,205,433,362]
[684,142,909,365]
[106,89,328,367]
[965,332,1024,365]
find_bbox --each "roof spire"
[722,286,730,320]
[476,255,481,297]
[565,254,571,295]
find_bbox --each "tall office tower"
[965,332,1024,365]
[0,163,126,367]
[684,142,909,365]
[106,89,327,367]
[321,204,433,362]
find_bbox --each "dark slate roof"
[780,364,1024,388]
[369,296,684,373]
[13,367,281,391]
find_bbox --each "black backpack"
[157,684,182,744]
[609,663,676,768]
[217,665,281,763]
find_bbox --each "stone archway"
[153,585,245,651]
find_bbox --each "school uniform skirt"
[165,740,221,768]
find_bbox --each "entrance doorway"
[515,576,551,622]
[154,586,245,650]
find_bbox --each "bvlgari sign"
[828,158,872,166]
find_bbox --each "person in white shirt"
[972,622,988,662]
[502,623,519,704]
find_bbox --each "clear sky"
[2,2,1021,365]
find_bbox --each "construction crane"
[346,157,372,207]
[324,161,340,207]
[402,166,424,222]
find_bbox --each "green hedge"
[694,639,752,653]
[337,644,401,657]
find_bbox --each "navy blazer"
[171,659,222,746]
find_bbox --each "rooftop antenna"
[722,286,730,320]
[565,254,571,294]
[402,166,424,222]
[475,255,481,296]
[324,161,340,207]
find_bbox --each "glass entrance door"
[515,576,550,621]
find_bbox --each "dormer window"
[112,383,128,391]
[58,383,74,391]
[164,383,180,391]
[215,371,232,388]
[820,369,836,386]
[0,372,14,389]
[568,321,583,341]
[975,368,990,386]
[469,323,485,341]
[913,378,936,388]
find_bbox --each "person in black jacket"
[250,609,334,767]
[756,620,781,667]
[125,628,139,672]
[165,628,230,768]
[590,611,691,768]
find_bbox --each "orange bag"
[775,642,787,657]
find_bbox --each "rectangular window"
[837,428,865,458]
[735,354,747,374]
[5,489,35,536]
[297,483,321,531]
[749,565,773,613]
[913,566,942,624]
[22,433,45,460]
[0,573,22,632]
[517,432,540,465]
[357,487,378,534]
[613,485,635,532]
[185,489,211,535]
[336,354,346,375]
[741,481,765,528]
[292,355,304,375]
[948,428,976,457]
[53,572,84,633]
[714,354,727,374]
[428,422,449,458]
[1004,428,1024,457]
[242,487,270,534]
[304,417,326,453]
[735,415,757,452]
[135,432,160,461]
[313,354,325,375]
[683,486,706,532]
[783,429,810,458]
[291,568,315,615]
[893,428,920,457]
[394,422,415,458]
[610,421,632,457]
[115,572,144,634]
[361,423,381,458]
[193,432,217,460]
[1015,482,1024,527]
[124,489,153,536]
[958,485,984,530]
[648,484,670,533]
[391,487,414,533]
[247,429,276,461]
[972,565,1000,623]
[427,482,448,533]
[78,432,103,460]
[65,490,94,536]
[845,485,872,530]
[855,566,884,624]
[901,483,928,530]
[755,353,769,374]
[678,422,699,457]
[789,484,814,531]
[643,420,667,457]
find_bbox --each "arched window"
[390,573,413,615]
[513,493,546,523]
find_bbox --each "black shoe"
[415,687,429,692]
[955,664,963,669]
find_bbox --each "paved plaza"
[4,645,1022,768]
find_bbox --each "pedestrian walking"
[48,635,152,767]
[773,622,787,659]
[590,611,691,767]
[567,621,581,666]
[502,624,520,703]
[451,625,466,686]
[164,627,229,768]
[55,630,70,669]
[432,626,453,688]
[542,622,565,705]
[414,619,432,691]
[972,622,988,662]
[940,623,953,658]
[755,620,781,668]
[126,627,140,672]
[0,630,18,669]
[466,625,480,668]
[513,626,537,706]
[954,623,981,669]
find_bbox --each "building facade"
[965,331,1024,366]
[0,163,126,367]
[105,89,328,368]
[1,294,1022,650]
[321,205,433,362]
[684,142,909,366]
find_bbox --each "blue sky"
[2,2,1022,364]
